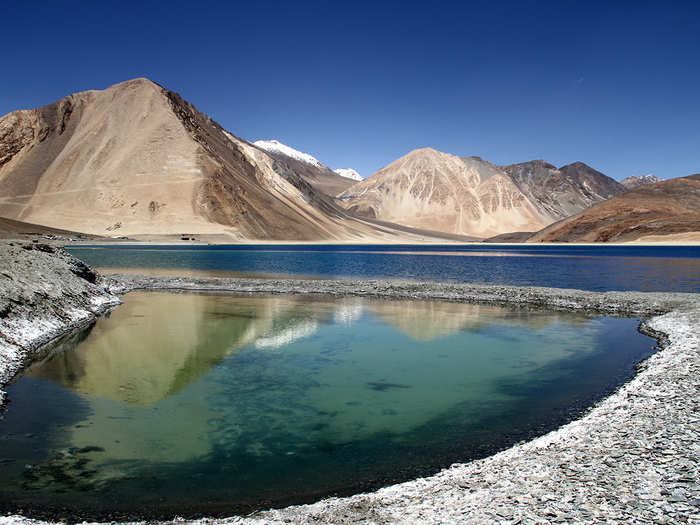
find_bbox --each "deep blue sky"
[2,1,698,180]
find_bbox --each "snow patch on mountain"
[620,174,662,189]
[334,168,363,181]
[253,140,323,169]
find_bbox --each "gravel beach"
[1,242,698,524]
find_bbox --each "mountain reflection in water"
[32,293,594,405]
[0,291,654,516]
[20,292,604,464]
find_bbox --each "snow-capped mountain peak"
[620,174,662,189]
[253,139,323,169]
[334,168,363,181]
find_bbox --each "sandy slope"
[0,79,430,242]
[529,176,700,242]
[338,149,546,238]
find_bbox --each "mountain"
[500,160,626,222]
[253,139,324,168]
[0,79,410,241]
[253,139,356,197]
[337,148,546,238]
[338,149,625,238]
[620,174,662,189]
[528,175,700,242]
[334,168,363,181]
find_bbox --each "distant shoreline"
[65,238,700,247]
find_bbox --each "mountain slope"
[500,160,626,222]
[528,176,700,242]
[253,139,356,197]
[0,217,100,240]
[338,148,546,238]
[0,79,401,240]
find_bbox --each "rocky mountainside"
[338,148,547,238]
[0,79,403,241]
[620,174,662,189]
[338,149,625,238]
[528,175,700,242]
[500,160,626,222]
[253,139,357,197]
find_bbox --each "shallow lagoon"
[0,292,655,518]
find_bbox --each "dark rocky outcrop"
[0,241,119,400]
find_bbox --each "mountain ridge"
[528,175,700,242]
[620,174,662,189]
[338,148,546,238]
[0,78,422,241]
[338,148,626,238]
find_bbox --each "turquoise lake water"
[67,244,700,292]
[0,292,655,518]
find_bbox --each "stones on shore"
[2,255,699,524]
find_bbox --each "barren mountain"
[0,79,409,241]
[338,148,546,238]
[528,175,700,242]
[500,160,626,222]
[620,174,662,189]
[253,139,357,197]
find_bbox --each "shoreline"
[66,239,700,247]
[1,247,698,523]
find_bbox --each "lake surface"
[67,244,700,292]
[0,292,655,518]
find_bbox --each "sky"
[2,0,699,180]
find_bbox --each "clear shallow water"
[0,292,655,518]
[67,244,700,292]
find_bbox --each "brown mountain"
[338,149,626,238]
[0,78,420,241]
[500,160,626,222]
[528,175,700,243]
[0,216,101,240]
[337,148,547,238]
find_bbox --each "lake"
[67,244,700,292]
[0,291,655,519]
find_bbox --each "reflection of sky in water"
[0,292,656,515]
[68,244,700,292]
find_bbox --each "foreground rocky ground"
[0,244,698,524]
[0,241,119,405]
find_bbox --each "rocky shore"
[1,244,698,524]
[0,242,119,406]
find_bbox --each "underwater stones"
[21,448,104,492]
